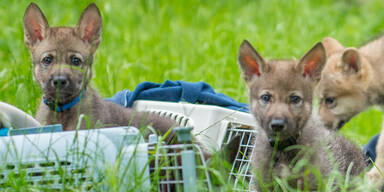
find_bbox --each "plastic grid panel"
[0,160,91,190]
[224,123,257,191]
[148,143,212,192]
[0,127,147,190]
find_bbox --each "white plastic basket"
[133,100,256,151]
[133,100,258,191]
[0,125,212,191]
[0,126,149,191]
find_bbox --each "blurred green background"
[0,0,383,145]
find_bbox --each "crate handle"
[173,127,193,143]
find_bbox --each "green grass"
[1,0,383,144]
[1,0,384,191]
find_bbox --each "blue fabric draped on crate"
[105,80,249,112]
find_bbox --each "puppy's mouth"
[267,132,299,150]
[324,122,333,129]
[268,132,295,141]
[43,89,82,105]
[335,120,346,130]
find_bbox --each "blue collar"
[43,91,85,112]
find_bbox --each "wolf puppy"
[238,40,365,190]
[23,3,175,141]
[316,36,384,186]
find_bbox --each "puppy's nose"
[269,119,286,132]
[52,75,69,89]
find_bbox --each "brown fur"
[23,3,176,143]
[316,36,384,186]
[316,37,377,130]
[238,40,366,190]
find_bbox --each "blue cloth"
[0,128,8,136]
[363,134,379,165]
[105,80,249,112]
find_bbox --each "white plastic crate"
[0,125,212,191]
[0,101,41,128]
[0,126,150,191]
[133,100,257,151]
[133,100,258,191]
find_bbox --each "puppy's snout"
[269,119,286,132]
[52,75,70,89]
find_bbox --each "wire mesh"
[224,122,257,191]
[148,143,212,192]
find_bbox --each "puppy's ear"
[76,3,102,46]
[23,3,49,48]
[296,42,326,82]
[340,48,361,74]
[238,40,268,84]
[322,37,344,57]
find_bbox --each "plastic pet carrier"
[0,124,211,191]
[133,100,258,191]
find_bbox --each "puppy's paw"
[366,166,384,188]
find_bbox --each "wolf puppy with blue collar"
[23,3,176,141]
[238,40,366,190]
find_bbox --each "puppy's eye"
[260,94,271,103]
[71,56,82,66]
[290,95,302,104]
[324,97,336,108]
[325,97,334,104]
[42,55,53,65]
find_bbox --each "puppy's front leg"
[366,117,384,187]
